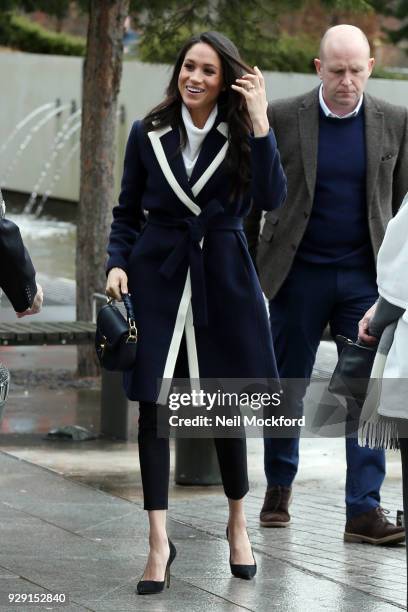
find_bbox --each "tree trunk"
[76,0,129,376]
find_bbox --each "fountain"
[0,101,127,290]
[34,138,81,217]
[23,104,126,216]
[1,101,126,213]
[24,109,82,215]
[0,101,80,315]
[1,101,74,188]
[0,102,56,160]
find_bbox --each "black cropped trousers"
[138,401,249,510]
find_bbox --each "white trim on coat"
[148,123,229,404]
[157,270,192,405]
[191,124,228,196]
[147,127,201,216]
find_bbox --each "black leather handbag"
[95,293,137,371]
[328,335,377,402]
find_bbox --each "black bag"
[95,293,137,371]
[328,335,377,403]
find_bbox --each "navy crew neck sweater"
[296,105,372,265]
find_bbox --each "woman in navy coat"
[106,31,286,594]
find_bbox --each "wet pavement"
[1,449,403,612]
[0,207,406,610]
[0,341,406,611]
[0,448,404,612]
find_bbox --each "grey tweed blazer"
[245,87,408,299]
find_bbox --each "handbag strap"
[121,292,135,321]
[121,293,137,341]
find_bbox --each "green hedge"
[0,13,85,56]
[139,29,318,73]
[372,66,408,80]
[260,33,317,73]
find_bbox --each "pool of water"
[4,191,76,281]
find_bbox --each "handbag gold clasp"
[127,319,137,343]
[99,335,107,357]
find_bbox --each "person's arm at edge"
[244,103,280,268]
[0,219,40,315]
[248,101,287,211]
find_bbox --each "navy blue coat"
[0,219,37,312]
[107,114,287,403]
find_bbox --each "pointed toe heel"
[226,527,257,580]
[136,539,177,595]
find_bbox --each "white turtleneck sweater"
[181,103,218,179]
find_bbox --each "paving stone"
[0,445,406,611]
[168,482,406,610]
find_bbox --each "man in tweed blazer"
[245,24,408,544]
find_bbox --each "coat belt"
[147,200,244,327]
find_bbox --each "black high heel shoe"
[226,526,257,580]
[136,539,177,595]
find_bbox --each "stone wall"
[0,52,407,202]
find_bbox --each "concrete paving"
[0,337,406,610]
[0,450,405,612]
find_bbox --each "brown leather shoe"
[344,506,405,545]
[260,485,292,527]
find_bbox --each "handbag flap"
[97,303,129,346]
[329,336,377,401]
[337,343,376,379]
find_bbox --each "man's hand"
[358,302,378,345]
[16,283,43,318]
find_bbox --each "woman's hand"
[231,66,269,137]
[106,267,128,301]
[358,303,378,345]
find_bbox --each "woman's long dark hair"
[143,31,254,198]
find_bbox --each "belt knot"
[184,216,206,243]
[151,199,241,328]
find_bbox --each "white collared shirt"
[319,84,363,119]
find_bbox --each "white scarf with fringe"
[359,194,408,449]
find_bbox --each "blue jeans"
[266,258,385,519]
